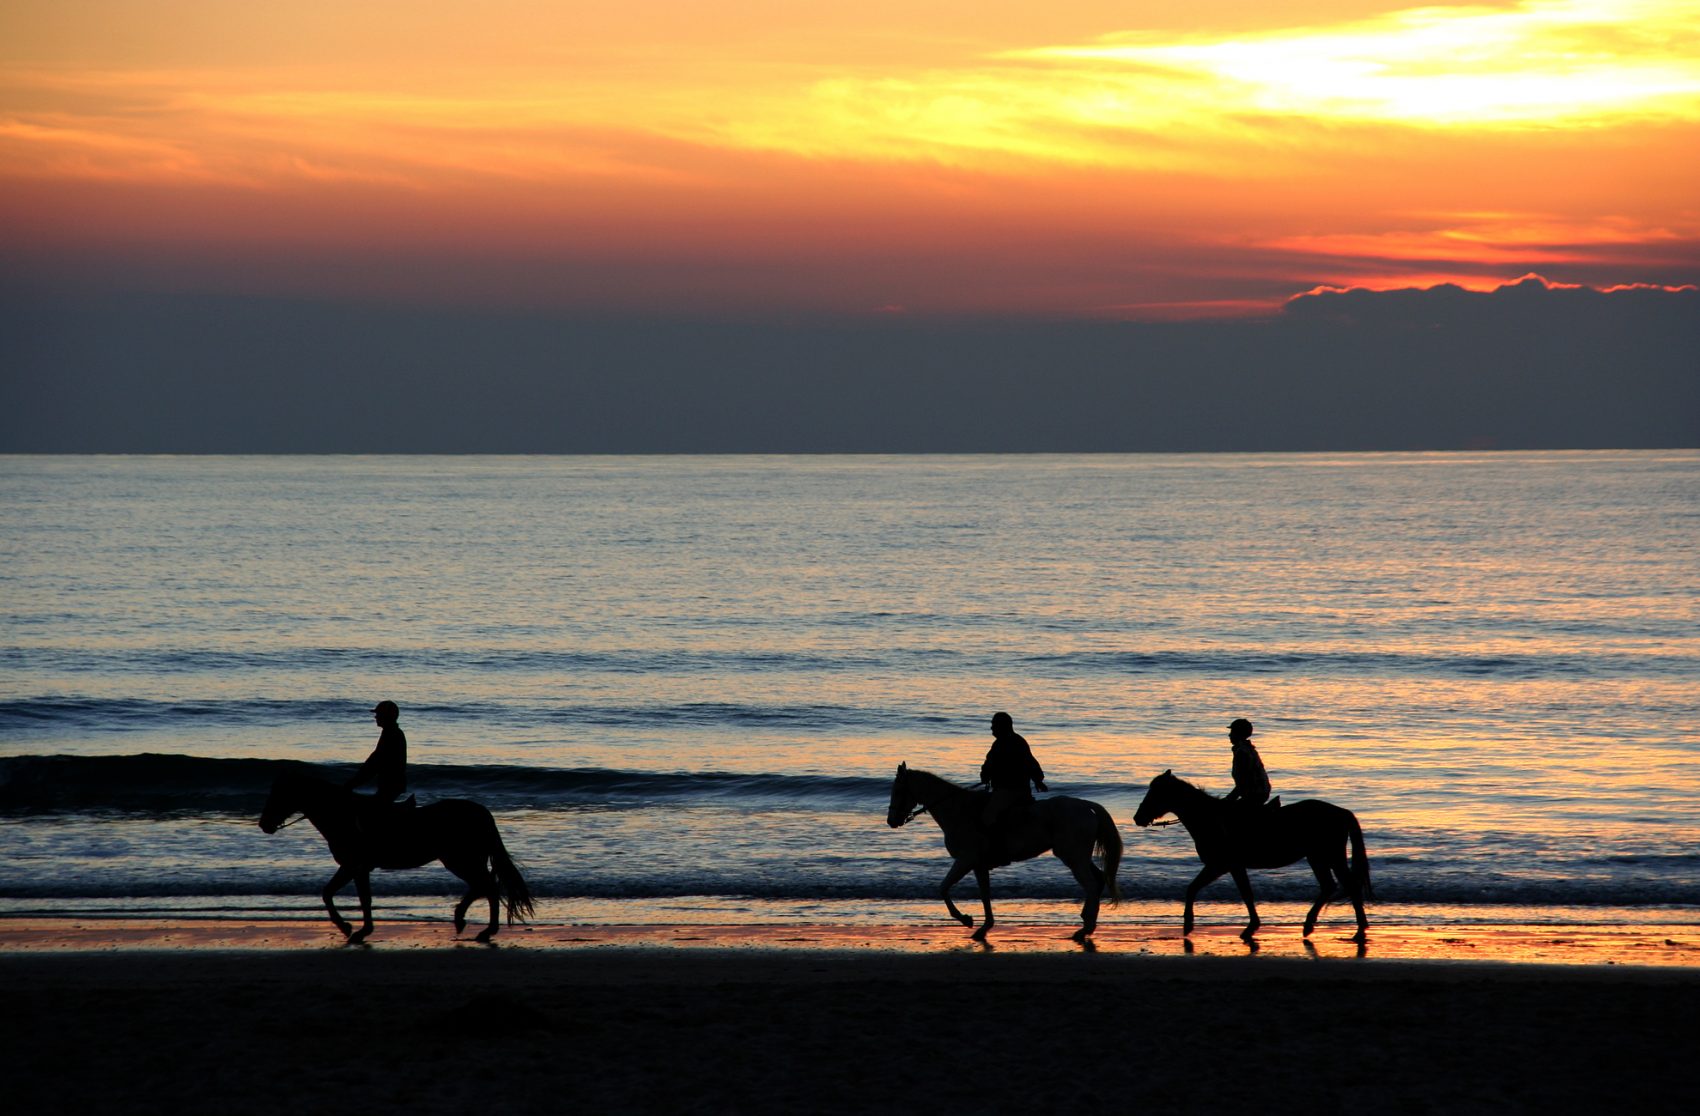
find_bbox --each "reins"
[900,777,985,825]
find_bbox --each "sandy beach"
[6,917,1697,1114]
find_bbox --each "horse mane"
[276,764,342,788]
[905,768,970,795]
[1160,771,1222,803]
[271,765,351,804]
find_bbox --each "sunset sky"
[3,2,1696,449]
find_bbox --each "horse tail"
[489,824,536,925]
[1346,810,1373,900]
[1093,803,1123,904]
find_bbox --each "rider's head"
[372,700,400,725]
[991,711,1014,735]
[1228,717,1254,742]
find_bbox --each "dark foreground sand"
[6,941,1696,1115]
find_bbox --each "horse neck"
[289,775,356,841]
[1163,776,1220,826]
[909,770,974,828]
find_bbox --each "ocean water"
[2,453,1697,928]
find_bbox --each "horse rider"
[1221,717,1276,818]
[980,711,1047,827]
[346,700,409,832]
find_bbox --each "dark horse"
[1133,769,1371,942]
[258,769,535,944]
[887,763,1123,942]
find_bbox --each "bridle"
[895,773,984,826]
[262,779,311,831]
[1137,777,1184,827]
[897,773,932,825]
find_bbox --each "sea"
[3,452,1697,937]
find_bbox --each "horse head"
[1133,769,1178,827]
[257,769,314,833]
[887,762,915,828]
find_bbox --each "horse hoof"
[474,930,495,944]
[971,928,990,942]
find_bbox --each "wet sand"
[5,918,1698,1114]
[5,906,1700,966]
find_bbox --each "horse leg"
[970,866,995,941]
[1182,865,1227,936]
[1346,873,1369,943]
[1304,858,1333,937]
[1229,866,1261,940]
[939,859,976,929]
[476,867,501,944]
[453,888,475,935]
[1064,853,1105,941]
[347,872,375,944]
[321,865,356,939]
[444,858,483,937]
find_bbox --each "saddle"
[353,794,417,837]
[1225,796,1281,845]
[980,797,1039,866]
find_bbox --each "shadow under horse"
[259,769,535,944]
[887,763,1123,942]
[1133,769,1371,942]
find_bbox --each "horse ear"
[1163,768,1172,776]
[898,762,907,774]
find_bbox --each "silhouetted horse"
[1134,769,1371,942]
[886,763,1122,942]
[258,769,535,944]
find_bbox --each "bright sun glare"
[719,0,1700,170]
[1012,0,1700,127]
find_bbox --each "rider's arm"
[345,750,377,789]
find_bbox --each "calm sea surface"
[3,453,1697,928]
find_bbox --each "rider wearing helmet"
[1222,717,1271,808]
[979,711,1047,827]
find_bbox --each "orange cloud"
[2,2,1695,317]
[1288,270,1699,302]
[1015,0,1700,130]
[1263,214,1700,280]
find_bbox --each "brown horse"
[886,763,1123,942]
[258,769,534,943]
[1133,769,1371,942]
